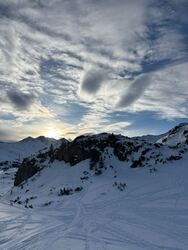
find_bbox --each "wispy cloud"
[0,0,188,140]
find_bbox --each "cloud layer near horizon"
[0,0,188,140]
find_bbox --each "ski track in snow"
[0,164,188,250]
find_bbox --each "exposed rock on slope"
[13,123,188,187]
[54,133,141,165]
[158,123,188,146]
[14,158,40,186]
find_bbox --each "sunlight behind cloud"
[45,127,61,139]
[0,0,187,141]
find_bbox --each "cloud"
[0,118,73,141]
[0,129,11,142]
[7,90,35,110]
[0,0,188,141]
[118,74,151,108]
[123,62,188,119]
[81,68,107,94]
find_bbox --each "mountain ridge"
[0,123,188,249]
[9,122,188,194]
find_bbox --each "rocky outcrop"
[14,158,40,186]
[13,133,146,187]
[55,133,119,165]
[13,125,188,186]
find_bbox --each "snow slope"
[0,124,188,250]
[158,123,188,146]
[0,155,188,250]
[0,136,66,163]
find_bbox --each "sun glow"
[46,127,61,139]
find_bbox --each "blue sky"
[0,0,188,141]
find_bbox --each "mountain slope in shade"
[0,136,68,163]
[0,123,188,249]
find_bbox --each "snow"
[158,123,188,146]
[0,154,187,249]
[0,126,188,249]
[0,137,63,163]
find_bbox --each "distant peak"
[177,122,188,128]
[20,136,35,142]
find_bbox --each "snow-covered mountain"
[158,123,188,146]
[0,136,68,167]
[0,123,188,250]
[2,123,188,201]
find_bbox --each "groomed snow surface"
[0,155,188,250]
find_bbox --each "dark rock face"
[55,141,101,166]
[114,141,142,162]
[14,159,39,186]
[51,133,149,172]
[54,133,130,165]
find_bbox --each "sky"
[0,0,188,141]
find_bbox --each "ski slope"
[0,156,188,250]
